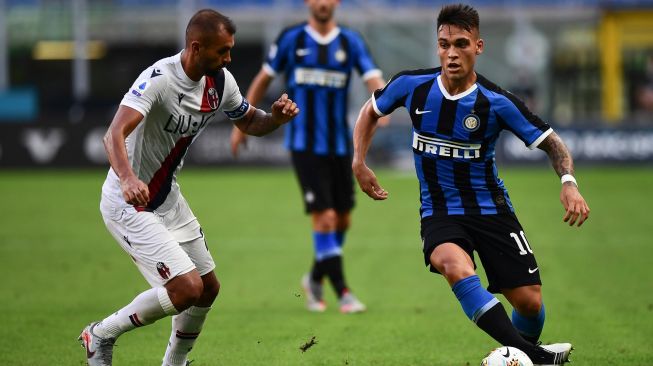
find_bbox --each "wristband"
[560,174,577,187]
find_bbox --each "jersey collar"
[304,25,341,45]
[437,74,478,101]
[175,51,201,87]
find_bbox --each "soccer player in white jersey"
[78,9,299,366]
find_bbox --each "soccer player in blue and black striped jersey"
[231,0,387,313]
[352,4,589,365]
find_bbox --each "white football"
[480,346,533,366]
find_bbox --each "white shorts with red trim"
[100,194,216,287]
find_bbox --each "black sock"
[476,303,555,363]
[520,333,539,345]
[310,259,325,283]
[476,302,534,350]
[321,255,347,297]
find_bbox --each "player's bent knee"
[513,296,542,316]
[312,210,338,231]
[166,271,204,311]
[430,250,475,283]
[202,276,220,301]
[336,212,351,231]
[438,262,475,284]
[506,286,543,316]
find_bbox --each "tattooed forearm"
[537,132,574,177]
[237,109,280,137]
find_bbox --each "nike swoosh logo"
[296,48,311,56]
[528,267,539,274]
[501,347,510,358]
[414,108,432,115]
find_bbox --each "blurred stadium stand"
[0,0,652,167]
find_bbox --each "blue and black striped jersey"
[373,68,552,217]
[264,23,381,156]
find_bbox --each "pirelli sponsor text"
[412,132,481,159]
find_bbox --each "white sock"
[162,306,211,366]
[95,287,178,339]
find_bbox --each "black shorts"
[291,151,355,214]
[421,213,541,293]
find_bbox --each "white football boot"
[78,322,116,366]
[532,342,573,365]
[162,360,194,366]
[301,274,326,312]
[339,291,366,314]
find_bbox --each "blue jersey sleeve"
[350,31,380,80]
[494,92,552,149]
[263,28,296,77]
[371,73,410,116]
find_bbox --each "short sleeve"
[494,92,552,149]
[350,32,382,81]
[221,68,251,120]
[371,73,410,117]
[263,29,293,77]
[120,66,168,117]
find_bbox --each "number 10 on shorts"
[510,231,533,255]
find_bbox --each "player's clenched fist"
[120,175,150,207]
[271,93,300,125]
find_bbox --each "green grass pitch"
[0,166,652,365]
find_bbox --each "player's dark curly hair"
[437,4,480,33]
[186,9,236,44]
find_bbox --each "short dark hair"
[185,9,236,45]
[437,4,479,33]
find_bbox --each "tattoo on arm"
[239,109,279,136]
[537,132,574,177]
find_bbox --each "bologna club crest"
[200,70,224,113]
[207,87,219,110]
[156,262,171,280]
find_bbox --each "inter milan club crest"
[156,262,171,280]
[207,87,219,110]
[462,113,481,132]
[335,49,347,63]
[494,194,506,206]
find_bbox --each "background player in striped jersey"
[230,0,387,313]
[352,4,589,365]
[78,10,299,366]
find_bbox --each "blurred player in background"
[352,4,589,365]
[79,9,298,366]
[231,0,386,313]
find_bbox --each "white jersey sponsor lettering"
[412,132,481,159]
[102,52,250,213]
[294,67,348,88]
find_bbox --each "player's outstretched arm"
[233,93,299,137]
[537,132,590,227]
[230,69,274,156]
[352,99,388,201]
[103,105,150,206]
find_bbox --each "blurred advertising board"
[496,128,653,164]
[0,122,288,168]
[0,123,651,167]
